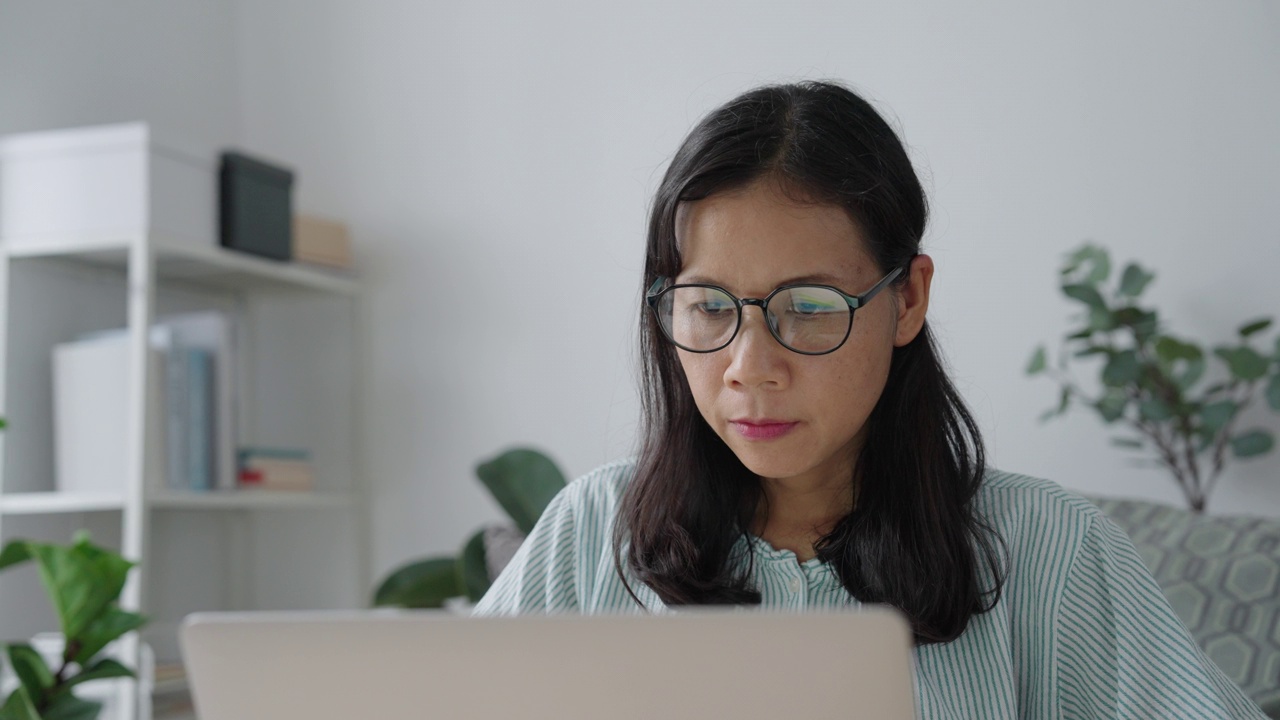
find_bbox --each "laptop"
[180,607,916,719]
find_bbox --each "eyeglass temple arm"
[645,276,668,308]
[849,265,906,308]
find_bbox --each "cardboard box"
[293,214,352,269]
[0,122,216,253]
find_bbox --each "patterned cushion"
[1088,496,1280,714]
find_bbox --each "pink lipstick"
[730,420,799,440]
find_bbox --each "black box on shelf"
[219,151,294,261]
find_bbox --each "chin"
[725,441,815,481]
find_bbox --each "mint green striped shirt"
[474,458,1265,719]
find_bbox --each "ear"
[894,254,933,347]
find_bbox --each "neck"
[753,469,855,564]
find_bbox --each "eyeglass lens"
[657,286,851,353]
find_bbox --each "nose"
[723,306,790,390]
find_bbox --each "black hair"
[612,80,1006,644]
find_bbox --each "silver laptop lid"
[181,607,916,720]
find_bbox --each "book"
[163,335,188,490]
[237,448,315,491]
[156,312,235,491]
[185,348,214,490]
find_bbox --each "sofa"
[1089,496,1280,717]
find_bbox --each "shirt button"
[789,578,802,593]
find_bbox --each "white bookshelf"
[0,230,369,720]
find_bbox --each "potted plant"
[0,531,148,720]
[373,447,567,608]
[1028,243,1280,512]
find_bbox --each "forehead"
[674,180,874,292]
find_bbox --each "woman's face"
[673,178,928,489]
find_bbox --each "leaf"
[1062,244,1098,274]
[1062,244,1111,285]
[458,530,490,604]
[1095,392,1127,423]
[1088,307,1117,332]
[1231,430,1275,459]
[40,692,101,720]
[1268,374,1280,412]
[0,687,42,720]
[20,537,135,642]
[372,557,461,609]
[1026,346,1047,375]
[1102,351,1141,387]
[1111,438,1144,449]
[60,658,134,691]
[1155,336,1202,363]
[1118,263,1155,297]
[0,417,6,430]
[1139,399,1174,422]
[70,608,147,667]
[1072,346,1110,358]
[1062,284,1108,311]
[1214,346,1270,382]
[475,448,567,534]
[1066,328,1094,341]
[1197,400,1238,436]
[1128,310,1160,342]
[5,644,53,704]
[1238,318,1272,338]
[1173,357,1206,392]
[0,541,32,572]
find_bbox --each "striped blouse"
[473,458,1265,719]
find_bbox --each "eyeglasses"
[645,267,904,355]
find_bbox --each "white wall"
[230,1,1280,580]
[3,1,1278,593]
[0,0,242,151]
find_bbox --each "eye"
[696,299,734,315]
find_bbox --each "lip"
[729,419,800,440]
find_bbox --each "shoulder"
[973,468,1109,565]
[552,456,637,525]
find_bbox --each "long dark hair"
[612,80,1006,644]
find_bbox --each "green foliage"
[1029,243,1280,512]
[0,687,41,720]
[475,449,566,535]
[372,447,566,609]
[0,535,145,720]
[372,558,461,608]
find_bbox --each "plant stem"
[1202,379,1257,503]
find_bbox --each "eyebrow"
[678,272,849,288]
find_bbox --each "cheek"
[676,351,724,414]
[818,326,895,428]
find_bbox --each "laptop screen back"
[181,608,916,720]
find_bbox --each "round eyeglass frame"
[645,266,905,356]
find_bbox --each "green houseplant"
[1028,243,1280,513]
[0,532,148,720]
[372,447,567,608]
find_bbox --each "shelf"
[149,490,354,510]
[0,490,354,514]
[4,235,358,296]
[0,492,125,514]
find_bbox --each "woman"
[473,81,1264,719]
